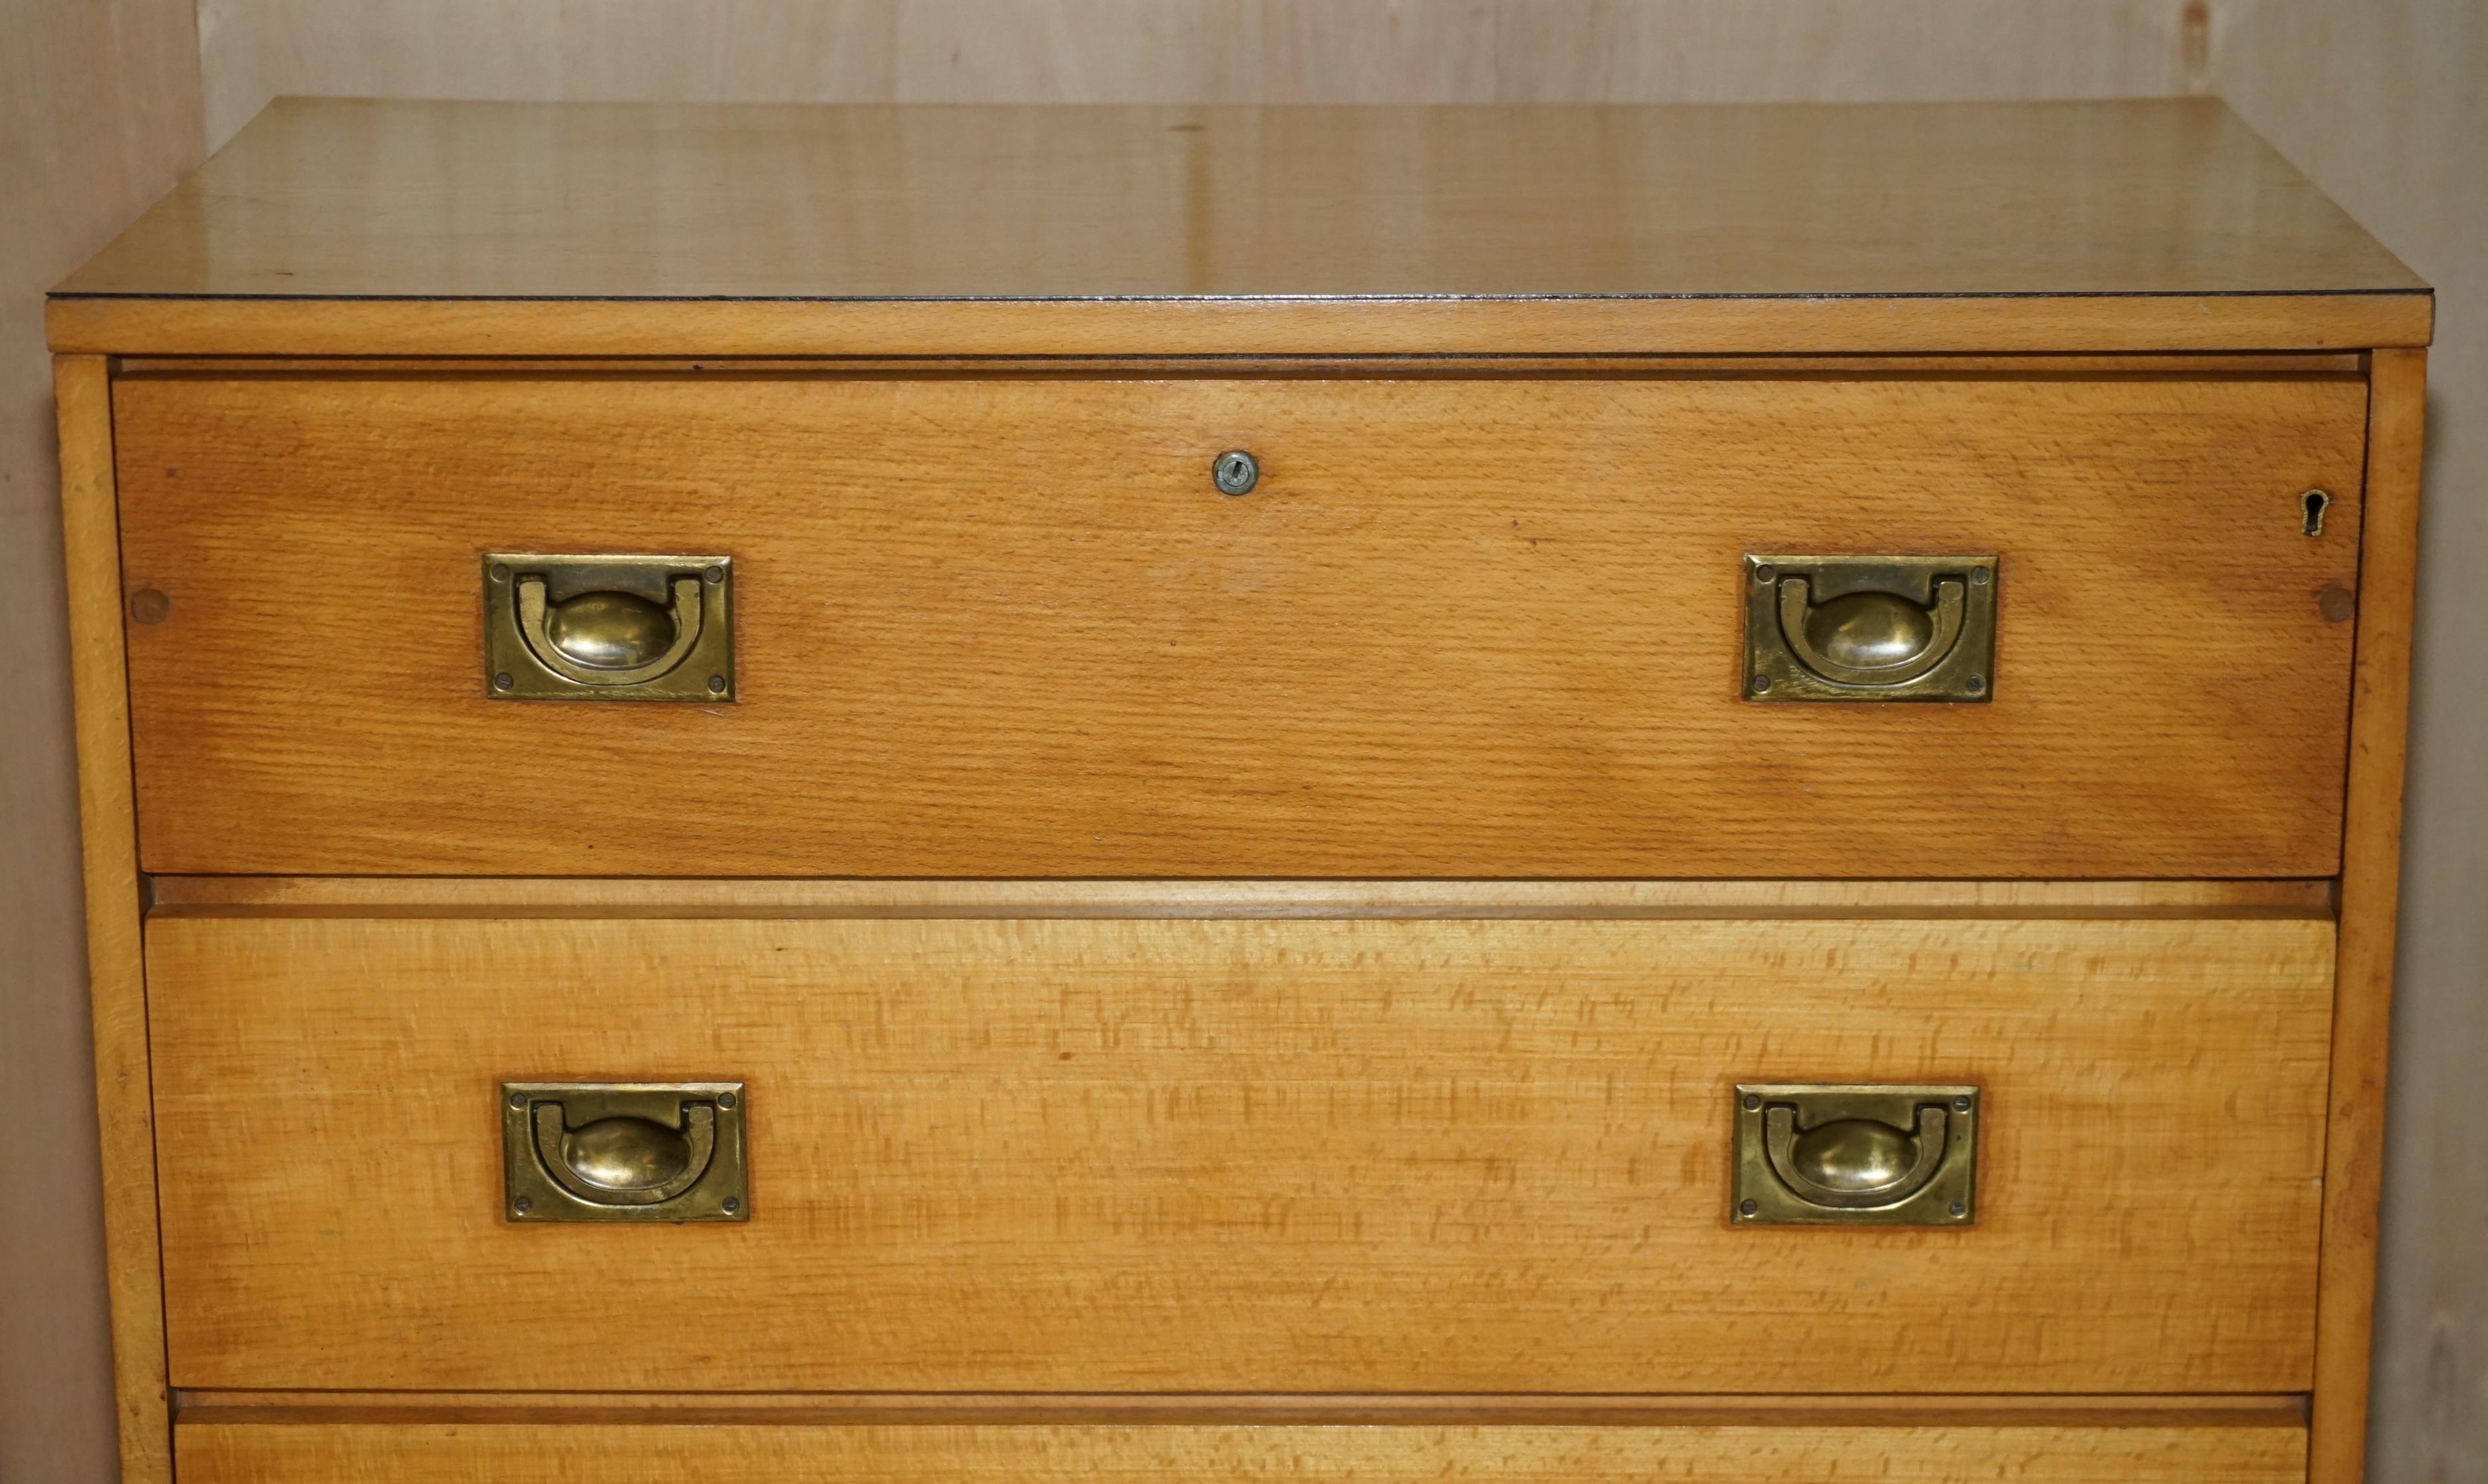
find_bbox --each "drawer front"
[149,915,2333,1392]
[114,373,2364,877]
[175,1420,2308,1484]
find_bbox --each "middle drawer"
[148,911,2332,1394]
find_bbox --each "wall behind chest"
[0,6,204,1484]
[193,0,2217,150]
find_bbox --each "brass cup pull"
[1761,1102,1947,1209]
[1777,575,1966,687]
[1733,1083,1979,1226]
[515,574,705,687]
[1743,555,1997,703]
[533,1099,716,1205]
[502,1082,749,1223]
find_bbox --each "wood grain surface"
[58,98,2424,296]
[106,353,2378,376]
[47,98,2429,355]
[145,875,2336,920]
[172,1419,2309,1483]
[112,372,2368,878]
[169,1392,2310,1427]
[2308,347,2427,1484]
[146,915,2334,1394]
[45,291,2433,360]
[49,358,172,1484]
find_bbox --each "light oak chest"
[52,98,2428,1484]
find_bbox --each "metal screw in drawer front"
[501,1082,749,1223]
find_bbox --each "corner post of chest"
[55,352,174,1484]
[2308,344,2427,1484]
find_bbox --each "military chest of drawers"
[51,98,2429,1483]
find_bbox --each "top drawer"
[112,371,2364,877]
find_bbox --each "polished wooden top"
[51,96,2429,354]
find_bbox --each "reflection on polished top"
[57,96,2424,303]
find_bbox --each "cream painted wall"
[0,3,204,1482]
[3,3,2479,1479]
[193,0,2219,148]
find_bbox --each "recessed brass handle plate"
[483,553,734,701]
[1743,555,1997,702]
[1733,1083,1978,1226]
[501,1082,749,1223]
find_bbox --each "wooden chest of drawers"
[53,98,2429,1483]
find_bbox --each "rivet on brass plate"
[1742,555,1997,703]
[501,1082,749,1223]
[482,553,735,701]
[1732,1083,1978,1227]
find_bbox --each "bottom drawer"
[178,1419,2307,1483]
[147,914,2332,1393]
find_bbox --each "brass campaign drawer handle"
[1733,1083,1979,1226]
[1743,555,1997,703]
[501,1082,749,1223]
[482,553,735,701]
